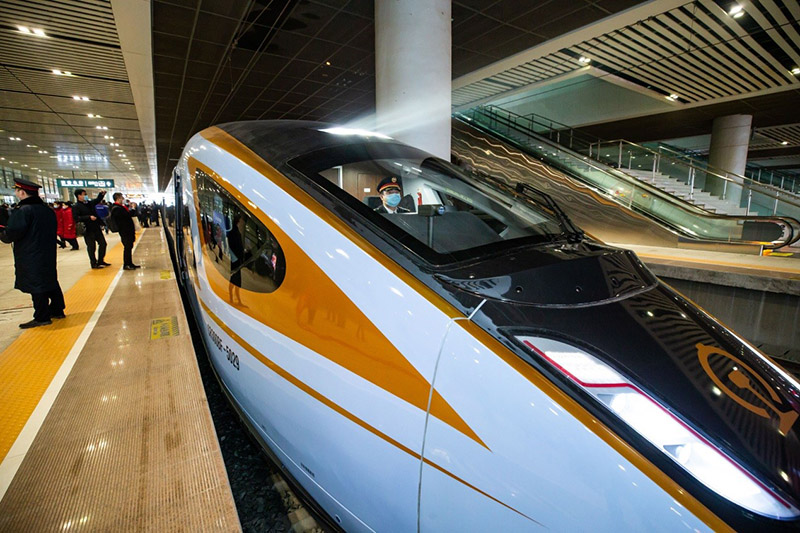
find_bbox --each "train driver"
[374,176,411,214]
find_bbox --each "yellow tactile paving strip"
[0,230,240,531]
[0,237,125,462]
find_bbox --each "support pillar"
[706,114,752,205]
[375,0,451,159]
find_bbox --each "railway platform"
[0,228,240,531]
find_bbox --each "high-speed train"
[169,120,800,532]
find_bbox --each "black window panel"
[196,169,286,292]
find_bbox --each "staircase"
[622,168,749,216]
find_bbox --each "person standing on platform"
[61,201,79,250]
[73,188,109,269]
[149,202,160,227]
[0,178,65,328]
[110,192,140,270]
[54,201,67,248]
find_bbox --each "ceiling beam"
[111,0,157,192]
[452,0,688,90]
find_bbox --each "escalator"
[453,107,800,251]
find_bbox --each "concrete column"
[706,114,752,204]
[375,0,451,159]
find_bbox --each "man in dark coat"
[73,188,109,269]
[110,192,140,270]
[0,178,65,328]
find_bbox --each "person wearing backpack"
[110,192,140,270]
[73,189,109,269]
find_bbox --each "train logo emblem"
[697,343,798,436]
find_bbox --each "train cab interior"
[290,143,577,262]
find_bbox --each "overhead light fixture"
[791,68,800,75]
[73,95,90,101]
[52,69,72,76]
[729,5,744,17]
[32,28,46,37]
[578,56,591,64]
[781,141,789,145]
[17,26,30,33]
[87,114,102,118]
[9,137,21,141]
[666,93,680,101]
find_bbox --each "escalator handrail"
[481,104,800,208]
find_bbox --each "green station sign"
[56,179,115,188]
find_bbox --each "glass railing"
[589,139,800,222]
[456,106,800,249]
[744,165,799,194]
[640,141,800,196]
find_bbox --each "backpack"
[107,207,120,233]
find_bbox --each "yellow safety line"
[637,251,800,275]
[0,238,127,462]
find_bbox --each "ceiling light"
[578,56,591,64]
[32,28,46,37]
[791,68,800,75]
[9,137,21,141]
[18,26,30,33]
[729,5,743,16]
[781,141,789,145]
[52,70,72,76]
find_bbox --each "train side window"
[195,169,286,292]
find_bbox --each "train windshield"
[289,142,577,264]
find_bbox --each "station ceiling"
[151,0,643,189]
[0,0,149,192]
[1,0,799,193]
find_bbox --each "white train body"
[171,122,800,532]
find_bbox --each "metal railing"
[639,141,800,196]
[456,105,800,249]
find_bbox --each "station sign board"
[56,179,115,188]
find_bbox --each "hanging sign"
[56,179,115,188]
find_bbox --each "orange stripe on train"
[187,155,486,449]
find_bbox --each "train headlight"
[518,336,799,520]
